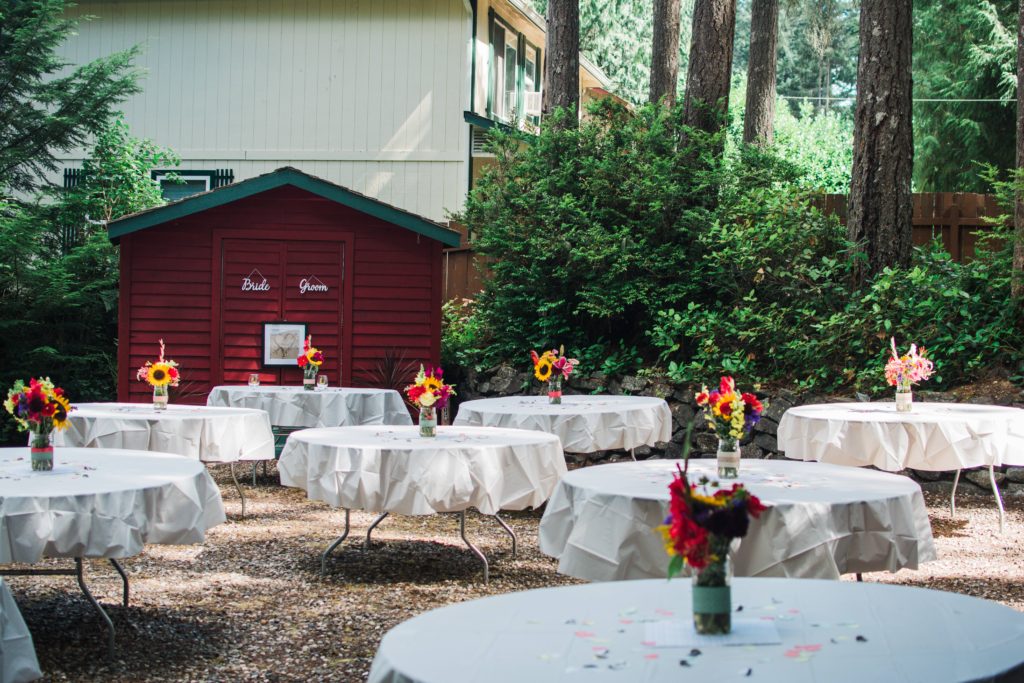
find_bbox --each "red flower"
[168,367,180,380]
[407,385,426,403]
[297,355,308,367]
[719,376,735,394]
[741,392,762,414]
[695,391,709,405]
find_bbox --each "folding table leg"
[228,462,246,518]
[321,509,351,576]
[950,469,961,519]
[492,513,517,558]
[75,558,116,659]
[459,511,489,584]
[364,512,390,549]
[989,464,1005,534]
[109,558,129,607]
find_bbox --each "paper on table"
[644,619,782,648]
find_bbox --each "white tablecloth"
[453,396,673,453]
[368,578,1024,683]
[539,459,936,580]
[59,403,275,463]
[778,402,1024,471]
[0,579,39,683]
[0,448,226,563]
[206,386,412,428]
[279,426,567,515]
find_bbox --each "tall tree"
[649,0,683,103]
[743,0,779,144]
[543,0,581,123]
[682,0,737,136]
[1015,0,1024,298]
[847,0,913,281]
[0,0,140,195]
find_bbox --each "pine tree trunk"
[682,0,737,138]
[649,0,682,104]
[543,0,580,125]
[743,0,779,145]
[847,0,913,282]
[1014,0,1024,298]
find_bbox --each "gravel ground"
[9,463,1024,682]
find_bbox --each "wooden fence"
[443,192,1005,302]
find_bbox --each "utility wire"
[779,95,1009,103]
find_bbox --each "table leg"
[459,511,489,584]
[108,558,129,607]
[228,462,247,519]
[630,448,636,462]
[856,573,863,582]
[492,513,517,558]
[321,509,351,576]
[950,469,961,519]
[364,512,390,550]
[75,559,116,659]
[989,464,1006,534]
[252,462,257,486]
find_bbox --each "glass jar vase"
[152,383,169,411]
[548,376,562,405]
[303,365,318,391]
[419,405,437,438]
[29,428,54,472]
[692,537,732,635]
[717,437,740,479]
[895,379,912,413]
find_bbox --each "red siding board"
[118,186,443,402]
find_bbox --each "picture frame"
[262,322,307,367]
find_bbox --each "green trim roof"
[106,166,461,247]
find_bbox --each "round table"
[206,385,412,428]
[279,425,567,581]
[778,402,1024,530]
[0,578,40,683]
[367,578,1024,683]
[0,447,225,656]
[59,403,274,517]
[538,459,936,581]
[453,395,673,455]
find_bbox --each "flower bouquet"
[296,336,324,391]
[695,377,763,478]
[885,338,934,412]
[658,459,767,634]
[4,378,73,471]
[530,346,578,405]
[137,339,180,410]
[405,365,455,437]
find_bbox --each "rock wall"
[457,365,1024,498]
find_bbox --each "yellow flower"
[423,376,443,393]
[51,395,72,430]
[656,524,677,556]
[691,491,727,508]
[534,358,553,382]
[147,362,174,387]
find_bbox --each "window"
[488,13,542,125]
[151,169,234,201]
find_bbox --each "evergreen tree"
[544,0,581,122]
[0,0,140,195]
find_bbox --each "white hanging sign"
[299,275,329,294]
[241,268,271,292]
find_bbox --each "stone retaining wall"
[458,365,1024,498]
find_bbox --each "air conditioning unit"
[524,90,542,117]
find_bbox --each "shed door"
[220,238,345,385]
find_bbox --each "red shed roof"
[106,166,462,247]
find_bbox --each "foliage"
[0,120,173,445]
[913,0,1016,191]
[771,100,852,192]
[454,99,1024,394]
[0,0,141,194]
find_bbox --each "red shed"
[107,167,461,403]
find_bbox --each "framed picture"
[262,322,307,367]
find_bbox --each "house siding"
[61,0,470,222]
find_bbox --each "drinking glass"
[248,373,260,387]
[317,374,328,390]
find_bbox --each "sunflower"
[422,376,443,392]
[51,394,72,430]
[534,358,553,382]
[147,362,174,387]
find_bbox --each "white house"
[59,0,613,223]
